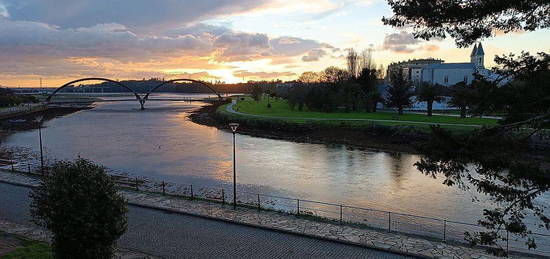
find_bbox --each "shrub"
[30,158,128,259]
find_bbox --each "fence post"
[388,212,391,232]
[257,194,261,211]
[161,181,165,196]
[135,178,139,191]
[28,164,31,174]
[339,205,343,223]
[221,188,225,204]
[296,199,300,215]
[506,230,509,254]
[190,185,194,199]
[11,163,14,172]
[443,220,447,242]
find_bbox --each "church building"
[421,43,488,86]
[383,43,493,110]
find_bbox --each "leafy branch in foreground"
[415,52,550,255]
[416,124,549,255]
[382,0,550,47]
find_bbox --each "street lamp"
[229,123,239,209]
[35,115,45,175]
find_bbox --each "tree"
[385,72,414,115]
[448,82,475,118]
[416,83,445,116]
[298,72,321,83]
[30,158,128,259]
[384,0,550,252]
[383,0,550,47]
[346,49,360,80]
[251,84,263,101]
[320,66,349,84]
[357,68,381,112]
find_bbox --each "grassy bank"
[0,232,52,259]
[218,96,498,132]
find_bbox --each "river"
[2,94,549,254]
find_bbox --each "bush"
[30,158,128,259]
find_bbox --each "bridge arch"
[141,79,222,109]
[46,78,142,105]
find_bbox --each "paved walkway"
[225,103,483,128]
[0,182,409,259]
[0,171,523,258]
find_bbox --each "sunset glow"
[0,0,548,87]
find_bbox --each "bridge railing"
[1,158,549,257]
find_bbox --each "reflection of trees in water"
[388,152,405,187]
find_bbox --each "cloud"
[0,4,9,19]
[0,20,333,80]
[422,44,440,52]
[302,49,327,62]
[0,0,273,32]
[270,36,334,56]
[233,70,296,79]
[382,31,420,53]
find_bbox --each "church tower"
[470,42,485,68]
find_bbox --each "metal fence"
[1,158,549,257]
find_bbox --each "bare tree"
[346,49,359,80]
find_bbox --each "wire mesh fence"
[1,158,549,257]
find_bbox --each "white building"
[421,43,488,86]
[385,43,494,110]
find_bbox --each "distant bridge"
[45,78,224,109]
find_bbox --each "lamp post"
[229,123,239,209]
[35,115,44,175]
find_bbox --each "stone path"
[0,170,528,259]
[0,220,156,259]
[225,103,484,128]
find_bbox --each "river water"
[2,94,549,253]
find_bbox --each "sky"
[0,0,549,87]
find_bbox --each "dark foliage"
[30,158,128,259]
[358,68,383,112]
[415,83,446,116]
[448,82,476,118]
[415,53,550,254]
[383,0,550,47]
[385,72,414,115]
[251,85,263,101]
[0,88,38,107]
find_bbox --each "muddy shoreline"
[0,106,91,161]
[189,102,426,154]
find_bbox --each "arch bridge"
[45,78,224,110]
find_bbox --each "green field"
[224,96,499,128]
[0,234,52,259]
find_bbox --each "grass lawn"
[1,238,52,259]
[230,96,499,126]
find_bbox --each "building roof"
[470,44,478,57]
[476,43,485,55]
[424,63,476,70]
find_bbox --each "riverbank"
[0,104,48,120]
[190,101,431,153]
[0,105,92,161]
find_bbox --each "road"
[226,103,483,128]
[0,182,412,259]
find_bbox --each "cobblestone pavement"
[0,220,156,259]
[0,170,527,259]
[0,179,411,258]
